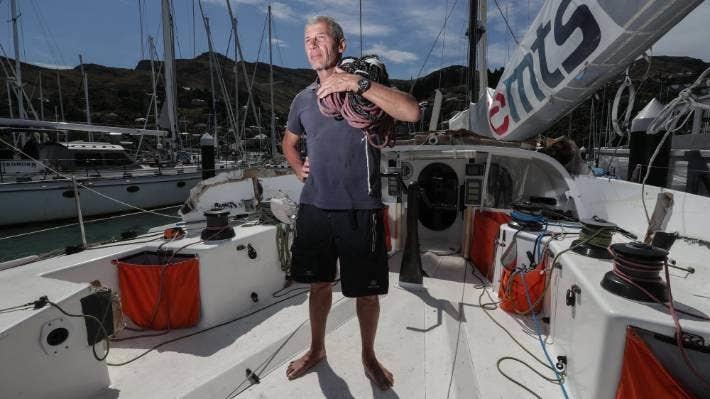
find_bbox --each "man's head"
[304,16,345,71]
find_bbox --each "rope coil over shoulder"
[318,55,395,148]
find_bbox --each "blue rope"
[520,276,570,399]
[511,210,546,224]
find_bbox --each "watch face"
[358,78,370,93]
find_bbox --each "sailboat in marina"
[1,1,710,398]
[0,0,252,226]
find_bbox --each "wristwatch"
[356,78,371,95]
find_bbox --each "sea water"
[0,206,181,263]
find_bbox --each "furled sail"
[470,0,704,141]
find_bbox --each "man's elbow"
[401,103,421,123]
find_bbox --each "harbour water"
[0,206,181,263]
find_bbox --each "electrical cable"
[470,268,563,399]
[47,299,110,362]
[472,229,612,397]
[107,287,315,368]
[521,275,570,399]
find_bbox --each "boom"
[470,0,704,141]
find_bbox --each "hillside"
[0,54,707,147]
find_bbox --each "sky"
[0,0,709,80]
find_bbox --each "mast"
[5,80,14,119]
[476,0,487,98]
[56,70,65,122]
[161,0,179,154]
[205,16,219,152]
[78,54,93,141]
[148,37,160,130]
[225,0,240,141]
[10,0,25,119]
[268,5,277,158]
[467,0,487,103]
[38,72,44,120]
[467,0,479,103]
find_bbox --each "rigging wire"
[642,66,710,222]
[493,0,519,45]
[28,0,66,66]
[0,136,181,219]
[271,17,285,67]
[408,0,459,94]
[0,205,180,242]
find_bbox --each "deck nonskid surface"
[100,252,562,398]
[241,252,561,399]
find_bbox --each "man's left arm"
[317,70,421,123]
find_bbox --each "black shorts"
[290,204,389,297]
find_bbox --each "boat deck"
[99,252,560,399]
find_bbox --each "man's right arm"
[282,129,309,182]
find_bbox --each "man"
[282,16,420,391]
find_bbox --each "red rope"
[608,246,710,390]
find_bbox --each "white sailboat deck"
[102,252,561,399]
[0,235,561,398]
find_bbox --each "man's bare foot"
[286,349,326,380]
[363,357,394,391]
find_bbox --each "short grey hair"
[306,15,345,44]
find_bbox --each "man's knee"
[311,282,332,295]
[356,295,379,306]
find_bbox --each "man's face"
[304,21,344,71]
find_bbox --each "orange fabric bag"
[498,260,546,314]
[616,327,693,399]
[470,210,511,279]
[115,254,201,329]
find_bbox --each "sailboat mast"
[161,0,179,154]
[38,72,44,120]
[476,0,487,98]
[467,0,488,103]
[78,54,93,140]
[148,37,160,130]
[225,0,240,140]
[268,5,277,158]
[10,0,25,119]
[56,70,65,122]
[468,0,479,103]
[205,16,219,151]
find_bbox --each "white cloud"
[652,2,710,62]
[271,38,288,48]
[365,43,418,64]
[29,62,73,70]
[270,2,297,20]
[338,19,393,37]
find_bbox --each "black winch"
[601,242,669,302]
[201,209,235,241]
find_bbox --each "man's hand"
[317,67,359,99]
[298,157,310,182]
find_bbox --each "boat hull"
[0,172,203,226]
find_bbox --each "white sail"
[471,0,704,141]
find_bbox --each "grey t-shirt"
[287,82,382,210]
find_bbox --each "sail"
[471,0,704,141]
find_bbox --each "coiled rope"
[579,223,615,249]
[318,55,394,148]
[607,245,710,390]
